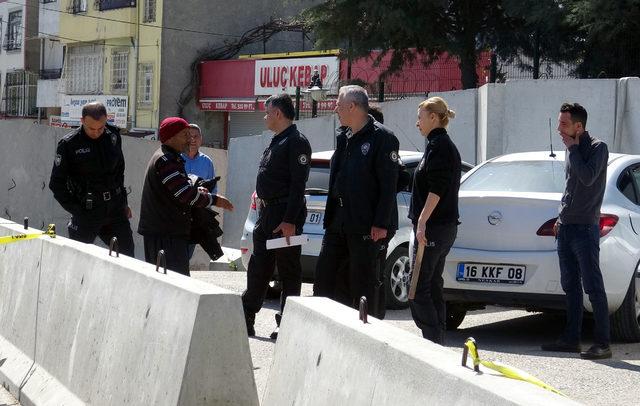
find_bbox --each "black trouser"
[242,203,304,326]
[68,193,134,257]
[314,230,385,318]
[409,223,457,344]
[142,235,190,276]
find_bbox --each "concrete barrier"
[0,219,258,406]
[263,297,580,406]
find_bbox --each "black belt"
[96,187,122,202]
[259,196,289,207]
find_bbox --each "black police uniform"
[241,124,311,335]
[408,126,461,344]
[49,123,134,256]
[314,116,400,318]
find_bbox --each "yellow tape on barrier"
[463,338,564,396]
[0,224,56,245]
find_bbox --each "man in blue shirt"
[183,124,216,193]
[182,123,218,258]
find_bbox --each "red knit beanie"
[159,117,189,143]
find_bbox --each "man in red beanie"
[138,117,234,275]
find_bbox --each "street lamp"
[303,68,327,118]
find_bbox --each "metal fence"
[0,70,39,118]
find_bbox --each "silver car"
[240,150,472,309]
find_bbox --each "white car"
[432,151,640,341]
[240,150,472,309]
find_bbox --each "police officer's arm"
[373,134,400,229]
[283,137,312,224]
[114,136,129,207]
[567,141,608,186]
[155,155,216,208]
[49,140,82,215]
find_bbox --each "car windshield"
[460,160,565,193]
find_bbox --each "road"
[193,270,640,406]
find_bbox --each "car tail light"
[599,214,618,237]
[536,218,557,236]
[250,191,257,210]
[536,215,618,237]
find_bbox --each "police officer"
[242,93,312,339]
[49,102,135,256]
[409,97,461,345]
[314,85,400,318]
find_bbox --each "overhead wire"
[4,0,306,44]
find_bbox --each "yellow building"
[57,0,161,129]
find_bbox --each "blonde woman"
[408,97,461,344]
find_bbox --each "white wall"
[500,79,617,155]
[617,77,640,153]
[39,0,59,36]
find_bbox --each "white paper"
[266,235,310,250]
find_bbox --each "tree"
[301,0,510,89]
[497,0,578,79]
[566,0,640,78]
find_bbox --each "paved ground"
[0,388,19,406]
[193,270,640,406]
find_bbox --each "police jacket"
[408,127,461,227]
[324,117,400,234]
[49,124,127,216]
[256,124,312,224]
[138,145,217,239]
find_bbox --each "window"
[460,161,566,193]
[65,46,104,94]
[4,11,22,51]
[97,0,136,12]
[137,63,153,107]
[42,0,57,4]
[68,0,87,14]
[3,70,38,117]
[143,0,156,23]
[619,165,640,205]
[111,50,129,93]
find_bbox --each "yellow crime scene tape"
[462,337,564,396]
[0,224,56,245]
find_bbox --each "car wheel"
[611,267,640,342]
[265,280,282,300]
[446,304,467,331]
[384,246,411,309]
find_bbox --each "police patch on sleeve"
[390,151,399,162]
[111,133,117,146]
[54,154,62,166]
[298,154,309,165]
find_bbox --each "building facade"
[0,0,39,118]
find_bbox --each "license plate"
[456,263,526,285]
[305,211,322,224]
